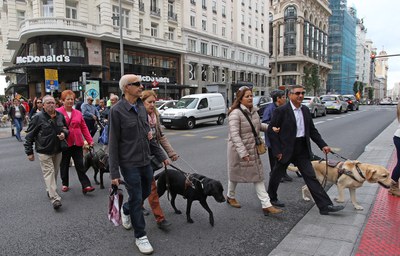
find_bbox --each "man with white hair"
[108,74,168,254]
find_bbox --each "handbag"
[239,108,267,155]
[150,155,163,171]
[108,184,124,226]
[98,124,109,145]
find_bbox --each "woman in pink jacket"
[57,90,95,194]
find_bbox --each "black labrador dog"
[83,148,109,189]
[155,168,225,226]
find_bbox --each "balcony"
[150,7,161,17]
[139,2,144,12]
[168,12,178,22]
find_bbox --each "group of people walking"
[20,74,378,255]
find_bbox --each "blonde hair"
[141,90,157,102]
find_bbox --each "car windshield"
[176,98,199,109]
[302,98,312,103]
[155,101,164,108]
[253,96,261,106]
[321,96,337,101]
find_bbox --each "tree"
[304,65,320,96]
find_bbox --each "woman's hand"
[272,127,280,133]
[242,155,250,162]
[170,154,179,161]
[147,131,153,140]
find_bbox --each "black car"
[343,95,359,111]
[253,95,272,118]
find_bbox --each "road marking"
[203,136,218,139]
[182,134,196,137]
[314,121,325,125]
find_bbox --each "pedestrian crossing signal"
[78,85,83,91]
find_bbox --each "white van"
[160,93,227,129]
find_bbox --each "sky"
[348,0,400,89]
[0,0,399,94]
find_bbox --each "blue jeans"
[121,165,153,238]
[14,118,23,140]
[392,136,400,182]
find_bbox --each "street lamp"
[112,0,124,78]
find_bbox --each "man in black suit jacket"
[267,85,344,215]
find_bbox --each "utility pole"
[119,0,124,77]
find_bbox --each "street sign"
[84,80,100,101]
[44,69,59,90]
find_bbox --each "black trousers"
[60,145,92,188]
[84,118,97,138]
[267,138,332,210]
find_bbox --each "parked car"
[343,95,359,111]
[253,95,272,118]
[379,98,393,105]
[160,93,227,129]
[156,100,178,115]
[320,95,348,114]
[302,96,327,118]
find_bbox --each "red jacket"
[56,106,93,147]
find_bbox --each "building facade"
[373,49,389,100]
[0,0,271,104]
[268,0,332,95]
[327,0,357,95]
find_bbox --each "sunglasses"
[37,101,42,103]
[126,82,141,86]
[291,91,306,96]
[238,86,250,92]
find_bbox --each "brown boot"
[263,206,283,215]
[226,197,241,208]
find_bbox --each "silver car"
[320,95,348,114]
[302,96,327,118]
[156,100,178,115]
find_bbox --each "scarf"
[148,112,157,128]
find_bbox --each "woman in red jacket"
[57,90,95,194]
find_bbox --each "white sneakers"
[135,236,154,255]
[121,211,132,230]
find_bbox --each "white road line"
[313,121,325,125]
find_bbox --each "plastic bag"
[108,184,123,226]
[98,124,109,145]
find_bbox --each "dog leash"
[322,152,329,189]
[169,163,205,189]
[330,151,349,161]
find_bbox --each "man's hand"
[111,178,120,186]
[276,153,283,161]
[163,159,171,167]
[28,154,34,161]
[322,146,331,154]
[57,132,65,140]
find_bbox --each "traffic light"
[78,84,83,91]
[370,54,375,63]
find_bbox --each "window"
[212,0,217,13]
[202,0,207,9]
[202,19,207,31]
[222,4,226,17]
[241,33,244,43]
[42,0,54,17]
[28,43,37,56]
[112,6,130,28]
[97,5,101,24]
[139,19,143,33]
[151,23,158,37]
[222,47,228,59]
[247,53,252,63]
[231,50,235,60]
[222,26,226,37]
[239,52,245,61]
[190,15,196,27]
[212,22,217,34]
[63,41,84,57]
[43,43,56,55]
[188,39,197,52]
[167,27,175,40]
[284,6,297,56]
[17,10,25,27]
[66,0,77,19]
[201,42,208,55]
[211,45,218,57]
[248,36,251,45]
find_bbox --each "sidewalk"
[269,119,399,256]
[0,124,13,139]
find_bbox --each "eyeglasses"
[238,86,250,92]
[291,91,306,96]
[126,82,141,86]
[36,101,42,103]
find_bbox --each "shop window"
[63,41,84,57]
[43,43,56,55]
[28,43,37,56]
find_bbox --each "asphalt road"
[0,105,395,256]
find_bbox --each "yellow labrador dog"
[288,160,394,210]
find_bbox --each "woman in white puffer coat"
[226,86,282,216]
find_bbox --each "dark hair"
[288,85,305,93]
[228,87,252,115]
[270,90,285,102]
